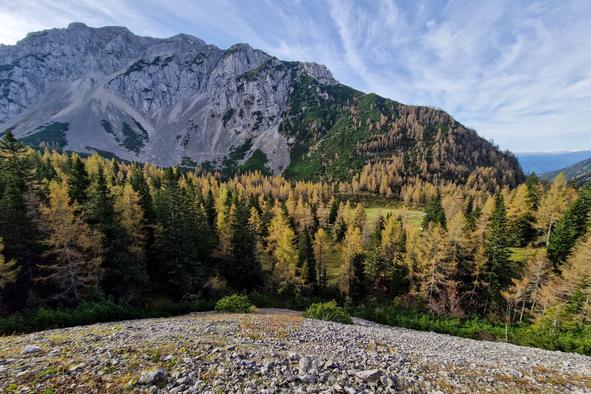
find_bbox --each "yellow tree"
[403,223,421,294]
[537,235,591,328]
[338,225,364,298]
[215,185,232,256]
[417,224,456,314]
[312,228,330,286]
[351,203,367,231]
[266,204,300,293]
[536,173,571,247]
[248,206,265,254]
[507,184,530,218]
[38,181,103,303]
[502,251,552,323]
[380,215,404,263]
[114,184,147,271]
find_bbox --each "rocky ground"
[0,309,590,393]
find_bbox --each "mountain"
[541,156,591,184]
[517,151,591,175]
[0,23,523,187]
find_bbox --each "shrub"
[303,300,352,324]
[353,303,591,356]
[0,299,214,335]
[215,294,255,313]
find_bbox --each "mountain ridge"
[0,22,523,188]
[542,156,591,184]
[517,150,591,175]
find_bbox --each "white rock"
[22,345,42,354]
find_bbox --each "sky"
[1,0,590,152]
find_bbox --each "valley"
[0,19,590,394]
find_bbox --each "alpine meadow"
[0,8,590,393]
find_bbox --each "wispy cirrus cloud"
[0,0,590,152]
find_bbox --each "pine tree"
[203,188,216,229]
[130,167,154,223]
[465,196,476,231]
[153,169,187,296]
[226,197,261,290]
[422,190,447,230]
[85,165,133,298]
[67,155,90,205]
[0,238,19,291]
[364,217,392,298]
[0,130,38,312]
[327,198,339,225]
[153,169,214,298]
[113,184,149,301]
[380,215,408,296]
[298,228,316,288]
[484,193,514,311]
[525,173,542,211]
[38,181,103,304]
[547,188,591,267]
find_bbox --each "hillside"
[542,157,591,184]
[0,23,523,188]
[1,310,589,393]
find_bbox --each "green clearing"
[510,247,542,264]
[365,206,424,228]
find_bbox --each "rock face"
[0,23,523,186]
[0,23,335,172]
[0,310,589,393]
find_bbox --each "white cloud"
[0,0,589,152]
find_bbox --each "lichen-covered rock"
[21,344,42,354]
[138,368,168,386]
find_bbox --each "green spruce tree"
[547,188,591,267]
[484,193,514,311]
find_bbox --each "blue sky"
[1,0,590,152]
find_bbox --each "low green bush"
[215,294,255,313]
[354,303,591,356]
[304,300,352,324]
[0,299,214,335]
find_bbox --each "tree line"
[0,130,589,337]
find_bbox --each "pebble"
[22,345,42,354]
[138,368,168,386]
[0,309,588,393]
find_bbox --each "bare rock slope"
[0,309,589,393]
[1,23,523,187]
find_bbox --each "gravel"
[0,308,589,393]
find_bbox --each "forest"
[0,131,589,354]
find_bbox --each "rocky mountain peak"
[0,23,522,188]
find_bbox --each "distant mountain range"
[517,151,591,175]
[540,156,591,184]
[1,23,522,187]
